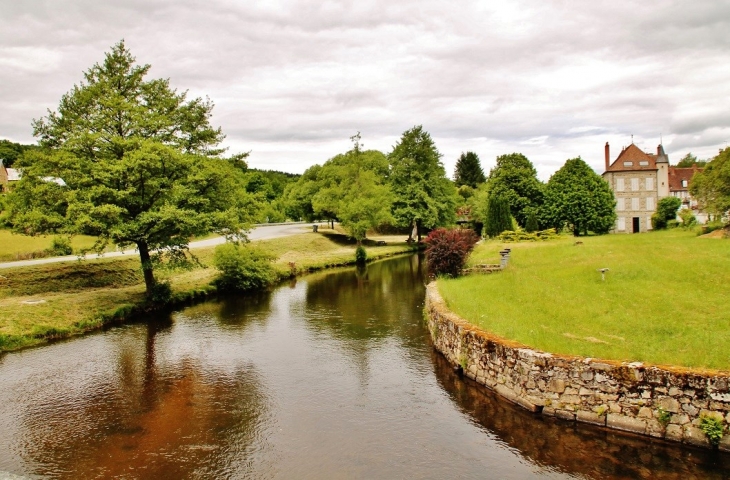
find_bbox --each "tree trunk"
[416,219,422,242]
[137,240,156,297]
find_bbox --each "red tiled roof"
[668,166,702,192]
[605,144,658,172]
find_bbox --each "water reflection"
[0,254,728,479]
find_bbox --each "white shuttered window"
[646,196,655,211]
[616,178,625,192]
[646,177,654,191]
[617,217,626,231]
[631,178,639,191]
[631,197,640,210]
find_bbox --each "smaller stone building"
[0,160,21,193]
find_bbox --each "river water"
[1,254,729,479]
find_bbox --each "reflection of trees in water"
[303,254,427,342]
[431,351,730,480]
[17,319,271,479]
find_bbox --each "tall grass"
[438,229,730,371]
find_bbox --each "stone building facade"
[602,143,705,233]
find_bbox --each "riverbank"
[437,228,730,371]
[425,283,730,450]
[0,230,420,353]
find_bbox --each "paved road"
[0,223,310,270]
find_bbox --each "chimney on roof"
[605,142,610,171]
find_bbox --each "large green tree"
[690,147,730,218]
[453,151,486,188]
[485,153,544,228]
[542,157,616,236]
[0,139,36,168]
[5,41,257,297]
[675,153,707,168]
[388,126,456,241]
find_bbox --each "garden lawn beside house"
[437,228,730,371]
[0,231,417,352]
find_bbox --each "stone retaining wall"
[425,282,730,450]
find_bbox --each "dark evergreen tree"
[525,209,539,232]
[484,195,512,238]
[453,151,486,188]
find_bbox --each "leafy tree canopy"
[485,153,544,228]
[388,125,457,240]
[690,147,730,217]
[5,41,258,297]
[453,151,486,188]
[0,139,36,169]
[541,157,616,236]
[675,153,707,168]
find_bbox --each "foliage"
[525,209,539,233]
[148,281,172,304]
[675,152,707,168]
[212,243,277,291]
[657,407,671,427]
[424,228,478,277]
[541,157,616,236]
[699,415,725,446]
[0,139,36,169]
[485,153,545,228]
[690,147,730,218]
[678,209,697,229]
[355,245,367,264]
[659,197,682,222]
[453,151,486,188]
[4,41,258,298]
[498,229,559,242]
[49,236,73,256]
[484,195,512,238]
[388,125,457,241]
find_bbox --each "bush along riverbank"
[426,282,730,451]
[0,231,421,353]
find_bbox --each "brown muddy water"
[1,254,729,479]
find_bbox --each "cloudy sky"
[1,1,729,180]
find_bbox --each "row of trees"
[282,127,456,243]
[453,152,616,237]
[690,147,730,219]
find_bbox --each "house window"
[631,197,640,210]
[646,197,654,211]
[639,161,649,166]
[624,161,633,167]
[617,217,626,231]
[681,179,688,188]
[631,178,639,191]
[646,216,653,230]
[646,177,654,191]
[616,198,624,211]
[616,178,625,192]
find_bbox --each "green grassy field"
[437,229,730,371]
[0,229,100,261]
[0,230,417,352]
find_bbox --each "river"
[0,254,728,479]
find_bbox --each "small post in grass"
[597,268,609,281]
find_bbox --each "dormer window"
[623,161,633,167]
[639,161,649,166]
[682,179,688,188]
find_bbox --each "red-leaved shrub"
[424,228,479,277]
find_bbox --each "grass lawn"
[437,228,730,371]
[0,230,417,352]
[0,229,100,261]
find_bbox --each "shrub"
[499,228,558,242]
[212,243,277,292]
[148,281,172,304]
[699,415,725,446]
[48,236,73,256]
[484,195,512,238]
[525,210,539,233]
[424,228,479,277]
[678,209,697,229]
[355,245,367,264]
[667,219,680,229]
[651,213,667,230]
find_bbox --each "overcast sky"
[1,1,729,180]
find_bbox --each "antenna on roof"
[660,132,663,145]
[631,134,634,144]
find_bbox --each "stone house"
[602,142,704,233]
[0,159,21,193]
